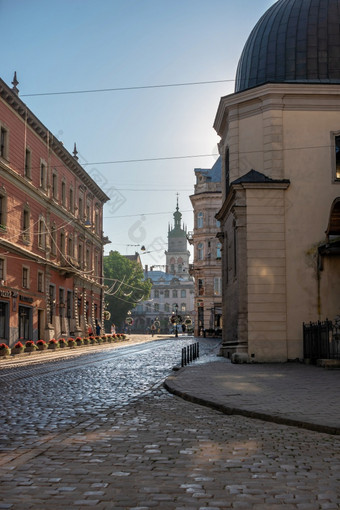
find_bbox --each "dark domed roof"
[235,0,340,93]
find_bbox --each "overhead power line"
[81,153,219,166]
[21,79,234,97]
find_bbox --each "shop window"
[18,306,31,341]
[335,135,340,180]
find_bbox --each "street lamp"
[174,303,178,338]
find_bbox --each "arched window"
[197,212,203,228]
[198,242,204,260]
[216,243,222,259]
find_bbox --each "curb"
[163,377,340,436]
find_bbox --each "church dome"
[235,0,340,93]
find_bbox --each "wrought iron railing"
[303,318,340,362]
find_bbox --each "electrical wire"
[21,79,234,98]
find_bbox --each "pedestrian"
[111,323,116,335]
[151,323,156,337]
[95,321,101,336]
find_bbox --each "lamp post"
[174,304,178,338]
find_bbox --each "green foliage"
[104,251,151,329]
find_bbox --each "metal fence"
[303,319,340,362]
[181,342,199,367]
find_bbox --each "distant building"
[214,0,340,362]
[188,157,222,336]
[132,200,194,332]
[0,74,109,346]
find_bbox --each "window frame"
[22,266,30,289]
[0,124,9,160]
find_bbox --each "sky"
[1,0,276,268]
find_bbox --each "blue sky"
[1,0,275,268]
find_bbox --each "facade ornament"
[11,72,19,95]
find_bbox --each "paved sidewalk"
[164,359,340,435]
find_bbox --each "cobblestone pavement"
[0,338,339,509]
[0,386,339,509]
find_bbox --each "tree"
[103,251,151,331]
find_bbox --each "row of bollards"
[181,342,199,367]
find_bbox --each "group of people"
[87,321,116,337]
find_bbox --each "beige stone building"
[188,158,222,336]
[215,0,340,362]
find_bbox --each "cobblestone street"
[0,337,339,509]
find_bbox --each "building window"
[216,219,221,228]
[154,303,159,312]
[22,266,29,289]
[214,277,222,296]
[0,191,7,229]
[225,147,230,194]
[78,243,83,266]
[61,181,66,207]
[197,211,203,228]
[50,223,57,255]
[164,303,170,312]
[181,303,186,312]
[49,285,55,324]
[38,217,45,249]
[198,279,204,296]
[94,253,98,276]
[37,271,44,293]
[198,242,204,260]
[335,135,340,180]
[0,126,8,159]
[216,243,222,259]
[86,247,90,270]
[69,187,74,213]
[21,207,30,243]
[24,148,32,178]
[60,231,65,255]
[95,209,100,234]
[154,289,159,298]
[172,290,178,298]
[52,172,58,199]
[68,235,73,257]
[181,289,186,298]
[78,195,83,220]
[0,258,5,281]
[40,160,47,190]
[164,289,169,298]
[233,223,237,277]
[172,303,178,312]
